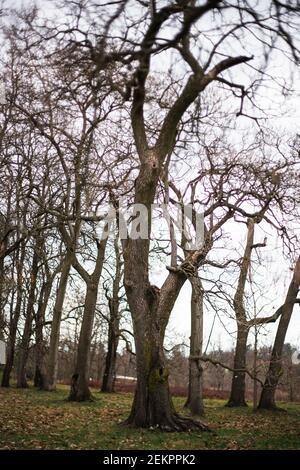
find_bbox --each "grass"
[0,385,300,450]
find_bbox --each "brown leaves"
[0,387,300,450]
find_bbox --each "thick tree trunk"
[123,152,210,431]
[68,283,98,401]
[17,249,39,388]
[258,257,300,410]
[125,312,208,431]
[226,322,249,407]
[184,276,204,416]
[43,256,71,390]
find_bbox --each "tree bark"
[102,240,122,393]
[43,255,71,390]
[17,247,39,388]
[68,238,107,401]
[34,278,53,389]
[125,303,208,431]
[68,282,98,401]
[1,292,22,387]
[258,256,300,410]
[1,244,25,387]
[226,219,254,407]
[101,322,118,392]
[227,322,249,407]
[184,276,204,416]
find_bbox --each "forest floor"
[0,385,300,450]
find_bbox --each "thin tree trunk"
[101,320,118,392]
[102,240,122,393]
[226,219,254,407]
[253,325,258,409]
[17,248,39,388]
[258,256,300,410]
[1,244,25,387]
[184,276,204,415]
[1,292,22,387]
[0,254,6,340]
[44,255,71,390]
[227,322,249,407]
[68,238,107,401]
[68,282,98,401]
[34,279,53,389]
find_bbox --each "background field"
[1,385,300,450]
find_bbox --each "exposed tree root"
[124,412,211,432]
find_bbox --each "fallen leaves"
[0,386,300,450]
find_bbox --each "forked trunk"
[226,322,249,407]
[125,307,209,431]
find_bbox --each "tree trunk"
[1,245,25,387]
[123,151,210,431]
[17,248,39,388]
[34,280,52,389]
[227,219,255,407]
[123,266,209,431]
[101,321,118,392]
[226,322,249,407]
[44,255,71,390]
[1,298,21,387]
[258,257,300,410]
[125,310,208,431]
[253,325,258,410]
[68,283,98,401]
[184,276,204,416]
[0,254,6,340]
[102,241,122,393]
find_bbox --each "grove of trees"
[0,0,300,433]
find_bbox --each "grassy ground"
[0,385,300,450]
